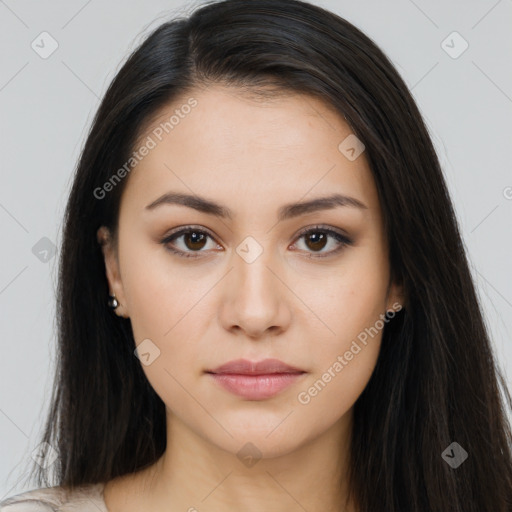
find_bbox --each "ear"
[97,226,129,318]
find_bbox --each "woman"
[1,0,511,510]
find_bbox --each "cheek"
[117,240,212,393]
[292,248,388,411]
[295,287,387,430]
[292,337,380,443]
[122,261,209,422]
[300,247,389,351]
[118,237,203,343]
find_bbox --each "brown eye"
[161,227,218,259]
[304,232,328,252]
[182,231,208,251]
[161,225,352,260]
[293,226,353,258]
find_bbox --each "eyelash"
[160,225,353,260]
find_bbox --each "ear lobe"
[97,226,129,317]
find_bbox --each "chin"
[203,412,321,460]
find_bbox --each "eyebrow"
[145,192,368,221]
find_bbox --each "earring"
[108,293,119,309]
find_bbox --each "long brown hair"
[23,1,512,510]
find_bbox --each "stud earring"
[108,293,119,309]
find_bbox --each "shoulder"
[0,483,108,512]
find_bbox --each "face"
[97,84,403,459]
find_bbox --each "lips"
[207,358,305,375]
[206,358,306,400]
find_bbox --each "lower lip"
[207,372,305,400]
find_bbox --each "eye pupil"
[185,232,207,250]
[305,232,328,251]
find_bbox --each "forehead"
[121,85,380,221]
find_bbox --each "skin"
[97,84,403,512]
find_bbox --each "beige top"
[0,483,108,511]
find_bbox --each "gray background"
[1,0,511,497]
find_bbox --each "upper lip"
[207,358,305,375]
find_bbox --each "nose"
[219,244,292,340]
